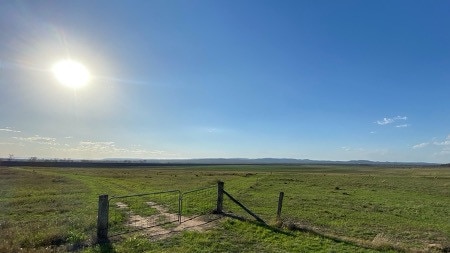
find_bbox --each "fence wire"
[108,190,181,237]
[181,186,216,219]
[221,190,265,222]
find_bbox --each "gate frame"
[97,190,181,242]
[109,190,182,223]
[96,182,269,244]
[97,186,218,243]
[180,185,216,218]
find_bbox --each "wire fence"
[108,190,181,237]
[181,185,216,219]
[97,182,269,241]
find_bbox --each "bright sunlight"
[52,59,91,88]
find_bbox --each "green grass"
[1,165,449,252]
[86,219,390,253]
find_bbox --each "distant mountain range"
[104,158,438,166]
[0,157,443,167]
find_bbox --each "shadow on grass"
[221,212,293,236]
[220,213,413,252]
[97,239,115,253]
[285,222,409,252]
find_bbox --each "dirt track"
[115,201,220,239]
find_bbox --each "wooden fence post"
[277,192,284,220]
[97,194,109,243]
[216,181,224,213]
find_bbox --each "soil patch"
[115,201,220,239]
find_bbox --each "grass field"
[1,165,449,252]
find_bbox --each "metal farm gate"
[96,182,269,243]
[108,190,181,237]
[98,185,217,239]
[180,186,216,219]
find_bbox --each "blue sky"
[1,0,449,163]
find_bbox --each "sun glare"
[52,59,90,88]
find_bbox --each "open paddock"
[1,165,449,252]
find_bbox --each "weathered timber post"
[97,194,109,243]
[277,192,284,220]
[216,181,224,213]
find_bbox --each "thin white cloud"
[412,142,429,149]
[432,134,450,146]
[197,126,226,134]
[340,146,364,152]
[433,140,450,146]
[13,135,57,145]
[0,127,21,133]
[439,150,450,155]
[77,141,117,152]
[395,124,410,128]
[434,147,450,157]
[8,133,168,159]
[413,135,450,161]
[375,116,408,126]
[207,128,219,133]
[80,141,115,146]
[57,140,167,157]
[339,146,390,161]
[376,118,394,125]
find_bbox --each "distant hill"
[0,157,439,167]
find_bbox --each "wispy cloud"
[0,127,21,133]
[341,146,364,152]
[434,144,450,157]
[51,140,167,157]
[341,146,351,152]
[0,142,15,145]
[432,134,450,146]
[375,116,407,126]
[79,141,115,149]
[197,126,226,134]
[395,124,410,128]
[412,142,429,149]
[433,140,450,146]
[412,135,450,158]
[13,135,57,145]
[436,149,450,156]
[8,133,169,158]
[339,146,390,161]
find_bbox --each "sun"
[52,59,91,88]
